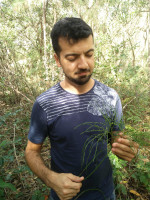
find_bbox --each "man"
[25,17,139,200]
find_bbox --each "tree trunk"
[43,0,48,80]
[128,35,135,67]
[148,9,150,69]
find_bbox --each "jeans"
[49,190,116,200]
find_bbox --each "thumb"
[118,132,130,140]
[68,174,84,183]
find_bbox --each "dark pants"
[49,190,116,200]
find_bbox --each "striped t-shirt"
[28,80,124,200]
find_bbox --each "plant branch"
[123,97,136,110]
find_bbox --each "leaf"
[0,179,16,191]
[129,190,141,196]
[119,184,127,195]
[0,157,4,167]
[0,140,8,147]
[121,180,128,184]
[44,195,49,200]
[0,188,5,198]
[139,175,148,184]
[0,140,12,148]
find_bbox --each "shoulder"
[36,83,61,105]
[94,80,119,99]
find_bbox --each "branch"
[127,32,135,66]
[123,97,136,110]
[13,88,33,103]
[13,125,20,167]
[123,86,149,110]
[6,82,33,103]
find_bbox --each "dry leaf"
[130,190,141,196]
[44,195,49,200]
[120,180,128,185]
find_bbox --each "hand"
[52,173,84,200]
[111,132,139,162]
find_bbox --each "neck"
[60,78,94,95]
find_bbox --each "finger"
[112,141,129,151]
[118,133,139,148]
[112,140,138,154]
[116,138,139,149]
[63,177,83,191]
[117,138,139,156]
[67,174,84,189]
[69,181,82,191]
[115,154,134,162]
[118,132,128,139]
[60,188,80,200]
[112,141,136,157]
[63,180,82,192]
[112,132,128,143]
[68,174,84,183]
[112,132,123,141]
[112,147,135,159]
[112,140,139,161]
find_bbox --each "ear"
[54,53,61,67]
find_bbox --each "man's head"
[51,17,94,86]
[51,17,93,56]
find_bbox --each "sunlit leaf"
[130,190,141,197]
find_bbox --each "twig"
[13,88,33,103]
[7,83,33,103]
[123,85,150,110]
[123,97,136,110]
[13,125,20,167]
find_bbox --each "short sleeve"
[28,100,48,144]
[111,95,125,132]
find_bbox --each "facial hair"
[64,69,92,85]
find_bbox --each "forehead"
[58,35,94,54]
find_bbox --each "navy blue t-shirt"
[28,80,124,200]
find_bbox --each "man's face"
[54,35,94,85]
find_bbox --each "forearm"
[25,149,57,188]
[25,149,84,200]
[25,139,84,200]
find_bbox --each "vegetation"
[0,0,149,199]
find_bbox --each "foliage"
[109,149,150,199]
[0,0,150,199]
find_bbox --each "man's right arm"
[25,140,84,200]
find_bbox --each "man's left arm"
[111,132,139,162]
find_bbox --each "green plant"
[131,154,150,191]
[0,143,16,200]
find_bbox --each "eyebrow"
[65,48,94,58]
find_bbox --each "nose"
[78,55,88,69]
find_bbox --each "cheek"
[89,60,94,69]
[68,63,77,70]
[63,62,77,73]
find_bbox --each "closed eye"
[66,55,78,61]
[85,49,94,57]
[86,53,94,57]
[67,56,77,61]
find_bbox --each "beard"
[64,71,92,85]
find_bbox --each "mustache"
[75,69,90,74]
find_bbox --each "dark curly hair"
[50,17,93,56]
